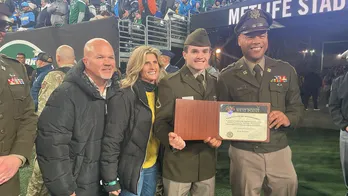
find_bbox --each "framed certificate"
[219,103,270,142]
[174,99,270,142]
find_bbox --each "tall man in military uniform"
[26,45,75,196]
[154,28,222,196]
[217,9,304,196]
[0,3,37,196]
[160,49,179,73]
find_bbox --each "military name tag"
[219,102,270,142]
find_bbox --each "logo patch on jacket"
[270,75,288,83]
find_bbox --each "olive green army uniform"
[0,54,37,196]
[154,28,217,196]
[217,8,304,196]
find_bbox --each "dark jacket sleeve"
[284,65,304,129]
[154,78,175,148]
[100,91,130,192]
[10,63,37,163]
[329,76,348,130]
[36,88,76,196]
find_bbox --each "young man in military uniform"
[0,3,37,196]
[154,28,222,196]
[26,45,75,196]
[216,9,304,196]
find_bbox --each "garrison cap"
[160,49,175,58]
[234,9,273,35]
[184,28,211,47]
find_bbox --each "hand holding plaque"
[168,132,186,150]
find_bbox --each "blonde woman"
[101,46,165,196]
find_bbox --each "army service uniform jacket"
[154,65,217,183]
[217,56,304,153]
[0,54,37,196]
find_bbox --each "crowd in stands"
[4,0,248,32]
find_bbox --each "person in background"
[19,2,36,29]
[323,72,334,107]
[35,0,51,28]
[133,10,142,24]
[16,52,34,81]
[26,45,76,196]
[30,52,54,112]
[303,71,322,111]
[211,0,220,9]
[329,70,348,196]
[47,0,69,26]
[160,49,179,73]
[0,3,37,196]
[191,1,201,14]
[99,0,111,13]
[177,0,191,16]
[69,0,87,24]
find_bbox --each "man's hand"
[204,137,222,148]
[70,192,76,196]
[269,111,290,129]
[109,190,121,195]
[122,10,129,18]
[0,155,22,185]
[168,132,186,150]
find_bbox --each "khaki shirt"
[244,56,265,76]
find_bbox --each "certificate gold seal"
[226,132,234,138]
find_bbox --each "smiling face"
[140,53,160,84]
[238,31,268,63]
[83,40,116,84]
[183,46,211,72]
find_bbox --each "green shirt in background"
[69,0,86,24]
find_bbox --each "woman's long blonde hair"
[120,45,166,89]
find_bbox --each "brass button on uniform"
[0,114,3,119]
[0,129,4,134]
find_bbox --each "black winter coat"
[36,60,118,196]
[101,80,155,194]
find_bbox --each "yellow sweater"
[143,91,160,168]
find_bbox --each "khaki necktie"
[196,74,205,92]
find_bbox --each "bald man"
[27,45,76,196]
[35,39,119,196]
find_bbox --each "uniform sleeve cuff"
[9,154,26,167]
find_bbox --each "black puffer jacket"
[101,80,155,194]
[36,60,118,196]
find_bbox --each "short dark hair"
[17,53,25,58]
[183,45,189,52]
